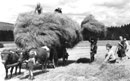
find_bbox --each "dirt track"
[1,41,130,81]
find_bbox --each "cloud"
[98,0,130,9]
[93,0,130,26]
[58,0,78,5]
[63,0,130,26]
[0,0,130,26]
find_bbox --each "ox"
[22,46,52,80]
[1,49,22,79]
[55,47,69,66]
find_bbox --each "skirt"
[117,50,126,57]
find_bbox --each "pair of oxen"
[1,46,68,80]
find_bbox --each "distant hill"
[0,22,14,31]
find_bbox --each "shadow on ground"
[19,70,48,80]
[4,72,24,80]
[57,60,76,67]
[19,58,91,80]
[76,57,91,63]
[19,60,76,80]
[57,58,91,66]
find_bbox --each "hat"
[106,43,112,48]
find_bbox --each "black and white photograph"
[0,0,130,81]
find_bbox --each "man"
[54,8,62,13]
[117,36,126,60]
[104,43,116,63]
[89,38,98,62]
[100,43,116,70]
[35,3,42,14]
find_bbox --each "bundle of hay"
[96,64,130,81]
[14,12,82,50]
[81,14,106,40]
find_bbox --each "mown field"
[0,40,121,47]
[0,40,130,81]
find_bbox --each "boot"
[90,53,95,62]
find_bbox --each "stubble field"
[0,41,130,81]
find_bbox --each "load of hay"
[81,14,106,40]
[14,12,82,50]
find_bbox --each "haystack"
[14,12,82,50]
[81,14,106,40]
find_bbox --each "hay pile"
[81,14,106,40]
[96,64,130,81]
[40,64,130,81]
[14,12,82,49]
[7,59,130,81]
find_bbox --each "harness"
[6,62,20,68]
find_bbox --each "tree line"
[0,30,14,41]
[0,24,130,41]
[99,24,130,40]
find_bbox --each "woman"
[117,36,126,60]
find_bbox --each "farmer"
[35,3,42,14]
[124,38,130,59]
[116,36,127,60]
[104,43,116,63]
[24,49,36,79]
[54,7,62,13]
[89,38,98,62]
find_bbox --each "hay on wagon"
[81,14,106,40]
[14,12,82,50]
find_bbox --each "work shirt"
[27,51,37,65]
[105,49,116,62]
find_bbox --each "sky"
[0,0,130,26]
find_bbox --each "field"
[0,41,130,81]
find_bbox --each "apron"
[117,42,126,57]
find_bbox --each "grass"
[0,40,128,48]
